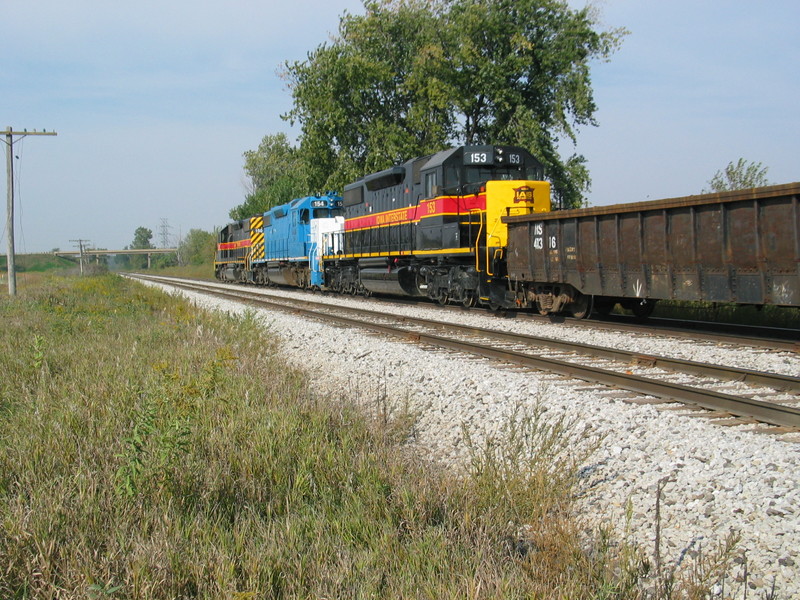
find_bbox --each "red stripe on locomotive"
[345,194,487,231]
[217,239,252,251]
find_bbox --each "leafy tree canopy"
[230,133,308,220]
[282,0,626,207]
[178,229,217,266]
[130,227,154,250]
[704,158,771,193]
[126,227,154,269]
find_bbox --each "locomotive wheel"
[462,292,477,308]
[438,293,449,306]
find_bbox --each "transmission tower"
[159,218,172,248]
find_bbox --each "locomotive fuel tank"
[357,259,422,296]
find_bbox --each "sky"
[2,0,798,254]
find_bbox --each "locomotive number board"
[463,146,524,167]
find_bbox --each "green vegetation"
[0,253,77,273]
[0,274,753,598]
[230,133,308,220]
[125,226,156,270]
[111,226,216,271]
[238,0,626,210]
[176,229,217,267]
[704,158,771,193]
[154,263,216,280]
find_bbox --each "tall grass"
[0,274,753,599]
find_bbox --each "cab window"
[424,172,438,198]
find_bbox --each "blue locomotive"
[215,193,343,288]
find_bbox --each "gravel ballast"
[145,279,800,598]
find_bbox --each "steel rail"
[141,273,800,352]
[147,275,799,394]
[396,317,800,393]
[134,275,800,429]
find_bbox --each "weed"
[30,335,46,371]
[115,393,158,498]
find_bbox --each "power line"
[3,127,58,296]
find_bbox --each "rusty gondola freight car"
[503,183,800,318]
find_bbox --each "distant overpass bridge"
[54,248,178,269]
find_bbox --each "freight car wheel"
[631,299,656,319]
[569,294,593,319]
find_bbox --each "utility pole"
[3,127,58,296]
[69,239,90,276]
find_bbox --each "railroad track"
[130,274,800,432]
[150,275,800,352]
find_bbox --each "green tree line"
[115,227,217,269]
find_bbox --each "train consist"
[215,144,800,317]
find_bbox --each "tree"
[178,229,217,266]
[283,0,454,192]
[441,0,621,206]
[230,133,308,220]
[283,0,625,207]
[131,227,154,250]
[151,253,178,269]
[129,227,154,269]
[704,159,770,193]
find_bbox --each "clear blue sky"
[2,0,798,253]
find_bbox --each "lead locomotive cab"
[335,144,551,307]
[437,145,545,196]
